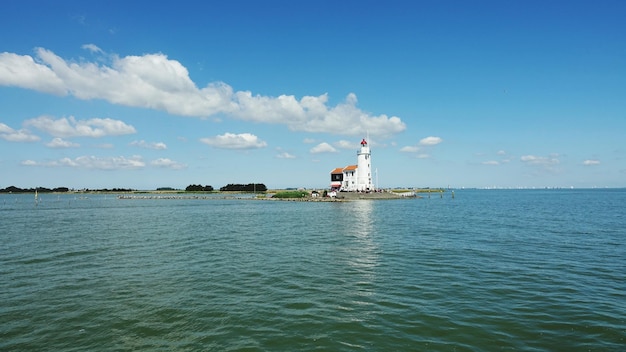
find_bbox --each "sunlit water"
[1,189,624,351]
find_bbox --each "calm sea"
[1,189,624,351]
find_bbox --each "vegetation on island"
[0,183,269,194]
[271,190,309,198]
[0,186,134,193]
[220,183,267,192]
[185,184,214,192]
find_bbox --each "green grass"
[271,190,309,198]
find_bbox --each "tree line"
[0,186,136,193]
[1,183,268,193]
[0,186,71,193]
[219,183,267,192]
[186,183,268,192]
[185,184,214,191]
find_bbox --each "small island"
[1,184,447,202]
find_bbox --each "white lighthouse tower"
[356,138,374,191]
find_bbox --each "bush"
[220,183,267,192]
[185,184,214,192]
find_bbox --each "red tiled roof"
[330,165,358,174]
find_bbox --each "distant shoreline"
[1,188,446,195]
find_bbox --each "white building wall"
[343,170,356,191]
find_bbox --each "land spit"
[117,190,421,202]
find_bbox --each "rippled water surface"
[1,189,624,351]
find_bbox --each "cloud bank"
[21,155,186,170]
[22,155,145,169]
[24,115,136,138]
[0,122,40,142]
[0,46,406,138]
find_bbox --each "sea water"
[1,189,624,351]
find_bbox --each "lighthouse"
[329,138,375,192]
[356,138,373,191]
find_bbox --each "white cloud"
[200,132,267,150]
[0,122,40,142]
[310,142,337,154]
[22,155,145,169]
[482,160,500,165]
[81,44,103,54]
[520,155,560,166]
[0,52,66,95]
[275,147,296,159]
[130,140,167,150]
[25,115,136,138]
[400,146,420,153]
[233,92,405,138]
[419,136,443,146]
[151,158,186,169]
[0,47,406,138]
[0,123,11,134]
[401,136,443,154]
[23,154,186,170]
[276,152,296,159]
[335,140,357,149]
[497,150,506,155]
[46,137,79,148]
[583,159,600,166]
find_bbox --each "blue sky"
[1,0,624,190]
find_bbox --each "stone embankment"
[116,190,422,202]
[334,191,409,200]
[263,191,414,202]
